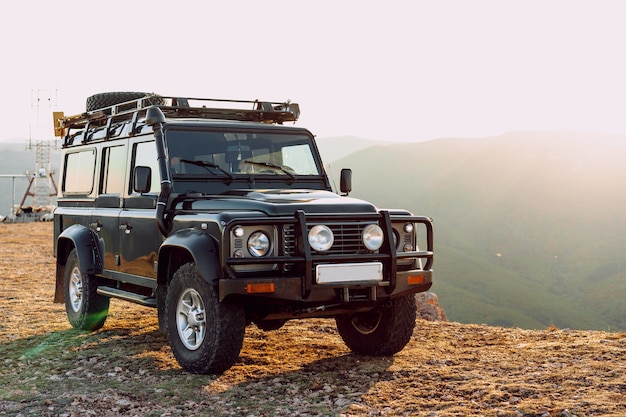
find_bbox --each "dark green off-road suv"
[52,92,434,373]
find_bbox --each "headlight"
[248,231,271,257]
[362,224,384,251]
[308,225,334,252]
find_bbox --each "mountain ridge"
[322,130,626,331]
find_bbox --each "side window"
[100,145,127,195]
[131,140,160,193]
[62,149,96,195]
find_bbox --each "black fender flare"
[57,224,103,274]
[54,224,103,303]
[157,228,221,286]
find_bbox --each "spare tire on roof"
[86,92,164,112]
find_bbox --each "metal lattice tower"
[21,89,59,210]
[33,141,54,207]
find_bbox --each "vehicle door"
[117,138,161,280]
[92,143,126,272]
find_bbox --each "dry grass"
[1,223,625,417]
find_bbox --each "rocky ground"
[1,223,625,417]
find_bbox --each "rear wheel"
[335,294,416,356]
[63,249,110,330]
[166,263,245,374]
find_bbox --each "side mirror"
[340,168,352,195]
[134,166,152,194]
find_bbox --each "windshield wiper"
[179,159,234,181]
[242,160,296,180]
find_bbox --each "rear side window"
[63,149,96,194]
[100,145,127,195]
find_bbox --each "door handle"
[119,222,132,234]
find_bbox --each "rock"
[415,292,448,322]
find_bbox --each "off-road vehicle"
[52,92,434,373]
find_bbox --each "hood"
[175,189,378,215]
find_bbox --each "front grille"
[283,222,376,256]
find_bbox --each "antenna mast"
[22,89,59,210]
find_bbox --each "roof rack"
[54,95,301,137]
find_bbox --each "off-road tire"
[166,263,245,374]
[85,92,164,112]
[63,249,110,330]
[335,294,417,356]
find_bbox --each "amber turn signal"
[407,275,425,285]
[246,283,276,294]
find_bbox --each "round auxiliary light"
[363,224,384,251]
[308,225,334,252]
[403,223,414,233]
[233,227,245,238]
[248,231,271,257]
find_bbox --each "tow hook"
[294,304,338,316]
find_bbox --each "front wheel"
[63,249,110,330]
[166,263,245,374]
[335,294,417,356]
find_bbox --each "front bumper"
[219,268,432,303]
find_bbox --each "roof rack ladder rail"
[104,117,113,140]
[130,112,139,136]
[81,122,91,144]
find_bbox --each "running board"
[97,286,157,307]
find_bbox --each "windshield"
[165,129,321,178]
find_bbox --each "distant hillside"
[315,136,393,190]
[315,135,389,164]
[324,131,626,331]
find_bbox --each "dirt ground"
[1,223,625,417]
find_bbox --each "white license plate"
[315,262,383,284]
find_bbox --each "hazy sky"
[1,0,625,143]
